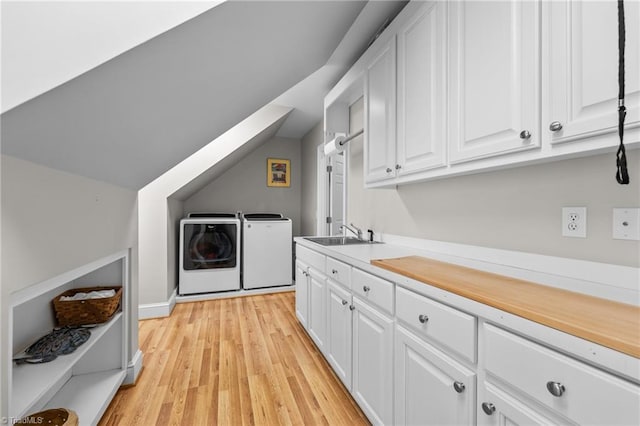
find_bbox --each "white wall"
[167,197,184,297]
[300,122,324,236]
[345,98,640,267]
[184,136,303,235]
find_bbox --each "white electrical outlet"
[613,208,640,240]
[562,207,587,238]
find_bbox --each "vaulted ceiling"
[1,1,406,190]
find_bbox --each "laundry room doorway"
[316,144,346,236]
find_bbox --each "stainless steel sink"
[303,236,382,246]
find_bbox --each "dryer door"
[183,223,237,270]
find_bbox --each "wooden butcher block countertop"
[372,256,640,358]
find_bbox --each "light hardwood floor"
[99,292,369,425]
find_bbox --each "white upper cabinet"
[448,0,541,163]
[543,0,639,146]
[396,1,448,176]
[364,36,397,184]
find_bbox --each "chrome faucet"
[340,223,363,240]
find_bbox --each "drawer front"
[396,286,476,363]
[484,323,640,426]
[326,257,351,289]
[352,268,394,314]
[296,244,325,273]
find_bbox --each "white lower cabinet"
[307,267,328,353]
[326,280,352,389]
[294,260,309,327]
[478,382,558,426]
[395,325,476,425]
[352,296,394,426]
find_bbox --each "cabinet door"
[395,326,476,426]
[397,0,447,175]
[449,0,540,163]
[478,382,561,426]
[326,280,352,389]
[544,0,639,146]
[352,297,394,425]
[307,268,327,353]
[294,261,309,328]
[364,36,397,184]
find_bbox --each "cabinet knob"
[332,269,338,274]
[349,305,356,311]
[302,271,308,276]
[418,314,429,324]
[395,164,402,170]
[546,381,565,397]
[519,130,531,140]
[363,285,371,292]
[453,381,466,393]
[386,167,393,173]
[549,121,563,132]
[481,402,496,415]
[342,299,348,306]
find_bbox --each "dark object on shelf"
[20,408,79,426]
[53,286,122,326]
[14,327,91,364]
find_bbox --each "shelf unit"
[7,250,129,424]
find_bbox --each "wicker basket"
[53,286,122,326]
[21,408,78,425]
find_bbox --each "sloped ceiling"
[1,0,367,189]
[1,1,222,113]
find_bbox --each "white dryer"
[242,213,293,289]
[179,213,241,295]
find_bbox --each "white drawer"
[326,257,351,289]
[296,244,325,273]
[352,268,394,314]
[484,323,640,426]
[396,286,476,363]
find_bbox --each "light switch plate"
[613,208,640,240]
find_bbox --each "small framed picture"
[267,158,290,187]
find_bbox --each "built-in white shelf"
[7,250,129,424]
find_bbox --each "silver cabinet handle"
[481,402,496,415]
[549,121,563,132]
[519,130,531,139]
[302,271,308,276]
[418,314,429,324]
[453,381,465,393]
[342,300,348,306]
[386,167,393,173]
[546,381,565,397]
[349,305,355,311]
[395,164,402,170]
[363,285,371,292]
[332,269,338,274]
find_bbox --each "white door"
[308,268,327,353]
[544,0,639,146]
[294,261,309,328]
[395,326,476,426]
[352,297,394,425]
[396,0,447,175]
[326,280,352,389]
[364,36,397,184]
[448,0,540,163]
[329,153,345,235]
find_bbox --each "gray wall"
[1,155,138,292]
[344,98,640,267]
[184,136,302,235]
[300,122,324,236]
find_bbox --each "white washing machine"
[242,213,293,289]
[179,213,241,295]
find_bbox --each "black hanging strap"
[616,0,630,184]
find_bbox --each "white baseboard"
[124,349,144,385]
[138,288,177,320]
[176,285,294,304]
